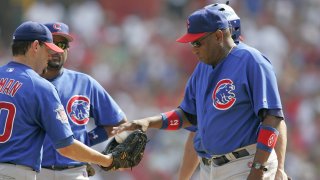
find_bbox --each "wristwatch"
[251,162,268,171]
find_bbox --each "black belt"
[42,164,84,171]
[2,162,36,171]
[202,149,250,166]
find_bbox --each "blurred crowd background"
[0,0,320,179]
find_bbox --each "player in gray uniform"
[0,21,114,180]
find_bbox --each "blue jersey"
[41,68,125,167]
[180,43,282,155]
[0,62,74,171]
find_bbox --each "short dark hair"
[11,40,44,56]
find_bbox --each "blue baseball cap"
[44,22,73,42]
[176,8,229,43]
[13,21,63,53]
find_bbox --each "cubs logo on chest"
[212,79,236,110]
[66,95,90,125]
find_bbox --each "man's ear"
[31,40,40,52]
[215,30,224,41]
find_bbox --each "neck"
[213,43,236,66]
[13,55,42,74]
[41,68,63,80]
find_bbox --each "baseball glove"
[100,130,147,171]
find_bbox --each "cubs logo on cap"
[44,22,73,42]
[176,8,229,43]
[13,21,64,53]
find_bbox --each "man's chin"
[41,68,47,75]
[47,63,62,70]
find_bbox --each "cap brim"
[44,42,64,53]
[52,32,73,42]
[176,32,206,43]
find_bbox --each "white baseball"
[115,131,131,143]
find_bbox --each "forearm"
[274,120,287,170]
[142,108,192,129]
[249,115,284,178]
[252,115,283,163]
[57,139,112,167]
[112,109,192,134]
[104,118,128,137]
[178,132,199,180]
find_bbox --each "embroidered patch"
[212,79,236,110]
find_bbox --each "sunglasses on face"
[55,41,69,50]
[190,32,214,48]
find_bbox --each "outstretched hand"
[112,120,149,135]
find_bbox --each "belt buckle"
[207,158,212,165]
[212,155,230,166]
[202,157,212,166]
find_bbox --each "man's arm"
[104,118,127,137]
[178,132,199,180]
[88,118,128,146]
[274,120,289,179]
[57,139,112,167]
[248,115,286,179]
[112,108,193,133]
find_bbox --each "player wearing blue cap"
[0,21,115,180]
[35,22,127,180]
[178,3,289,180]
[113,6,288,180]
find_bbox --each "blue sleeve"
[180,65,199,115]
[246,52,283,116]
[55,136,74,149]
[185,125,197,132]
[89,77,125,126]
[87,126,108,146]
[36,82,74,149]
[259,108,284,120]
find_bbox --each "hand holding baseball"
[112,120,149,135]
[114,131,132,143]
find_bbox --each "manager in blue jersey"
[0,21,115,180]
[36,22,127,180]
[113,7,288,180]
[178,3,290,180]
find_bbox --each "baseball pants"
[200,144,278,180]
[37,165,88,180]
[0,163,36,180]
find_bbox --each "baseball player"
[35,22,127,180]
[0,21,114,180]
[113,7,288,180]
[179,3,290,180]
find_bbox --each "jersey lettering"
[0,78,23,97]
[9,81,23,96]
[0,102,16,143]
[3,79,14,94]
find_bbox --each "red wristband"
[257,125,279,152]
[160,110,183,130]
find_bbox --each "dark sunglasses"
[55,42,69,50]
[190,32,214,48]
